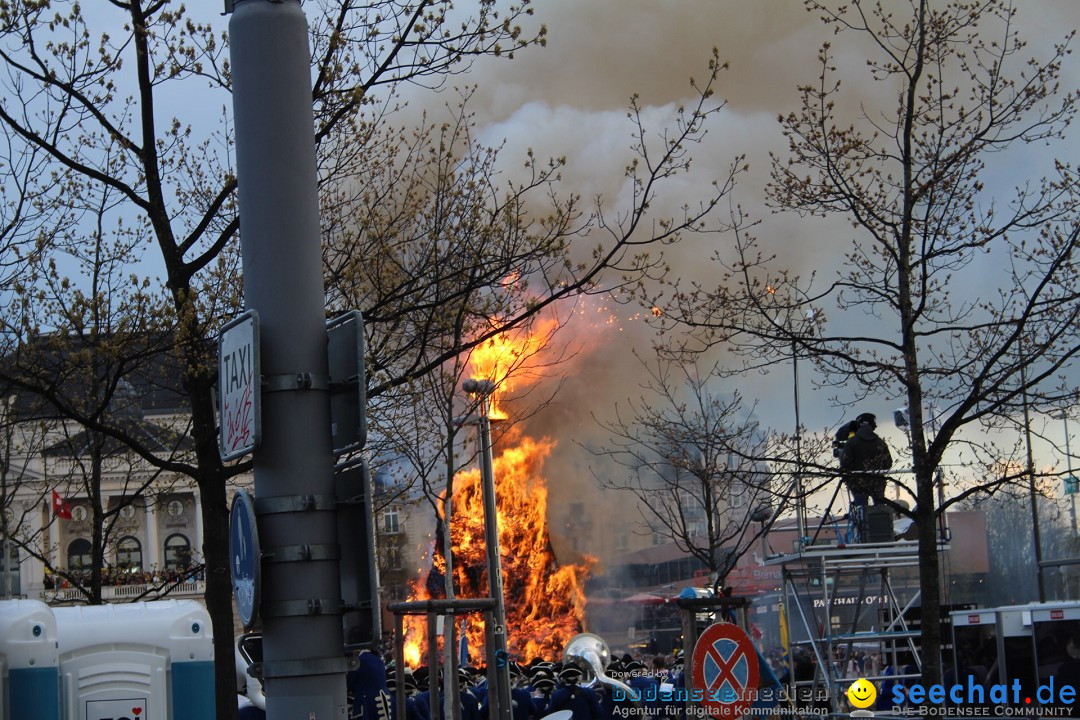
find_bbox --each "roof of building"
[2,331,192,420]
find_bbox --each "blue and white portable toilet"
[0,598,61,720]
[54,599,214,720]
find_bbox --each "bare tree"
[589,352,779,594]
[0,3,741,712]
[0,190,194,603]
[651,0,1080,684]
[960,491,1075,607]
[322,75,744,405]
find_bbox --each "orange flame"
[403,316,592,666]
[450,431,593,662]
[466,319,555,420]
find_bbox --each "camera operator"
[838,412,893,507]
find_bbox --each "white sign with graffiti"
[218,310,261,460]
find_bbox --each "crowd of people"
[237,633,694,720]
[343,650,689,720]
[42,564,204,590]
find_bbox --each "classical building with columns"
[0,336,252,605]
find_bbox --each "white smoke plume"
[408,1,1080,568]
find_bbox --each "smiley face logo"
[846,677,877,709]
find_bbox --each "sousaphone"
[561,633,639,701]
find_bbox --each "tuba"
[562,633,639,702]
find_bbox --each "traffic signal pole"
[229,1,349,716]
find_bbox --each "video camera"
[833,420,859,458]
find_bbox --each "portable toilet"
[54,599,214,720]
[994,605,1039,703]
[1027,602,1080,699]
[950,608,998,686]
[0,598,60,720]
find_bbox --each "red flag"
[51,490,72,519]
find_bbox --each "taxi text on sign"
[691,621,759,718]
[218,310,261,460]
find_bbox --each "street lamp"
[461,378,512,720]
[1055,412,1077,538]
[894,404,948,541]
[787,305,822,551]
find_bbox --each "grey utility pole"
[229,1,348,717]
[463,379,512,720]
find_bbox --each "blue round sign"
[230,489,261,629]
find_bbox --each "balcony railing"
[40,579,205,604]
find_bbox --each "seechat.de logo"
[847,678,877,709]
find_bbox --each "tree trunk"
[916,476,942,686]
[90,441,104,605]
[201,470,236,720]
[186,371,239,720]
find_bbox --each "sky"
[71,0,1076,452]
[52,1,1080,563]
[391,0,1080,554]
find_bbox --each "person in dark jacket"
[547,667,604,720]
[481,663,540,720]
[530,675,556,716]
[839,412,893,507]
[348,651,396,720]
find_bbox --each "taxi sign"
[691,622,759,718]
[218,311,261,460]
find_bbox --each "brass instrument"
[561,633,638,701]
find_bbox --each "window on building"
[383,584,408,602]
[729,484,748,509]
[679,490,703,519]
[116,536,143,570]
[67,538,92,571]
[383,508,400,534]
[385,545,402,570]
[656,562,670,585]
[164,533,192,570]
[615,533,629,552]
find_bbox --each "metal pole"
[1062,414,1077,537]
[1,487,8,598]
[229,1,347,716]
[394,613,407,720]
[1019,359,1046,603]
[465,380,512,720]
[793,341,806,550]
[1,397,12,599]
[427,611,440,720]
[1,452,8,599]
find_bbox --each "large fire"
[402,319,594,666]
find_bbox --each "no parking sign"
[691,622,759,718]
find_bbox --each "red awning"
[623,592,668,605]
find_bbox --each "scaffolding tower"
[766,537,947,713]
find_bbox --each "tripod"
[809,476,860,546]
